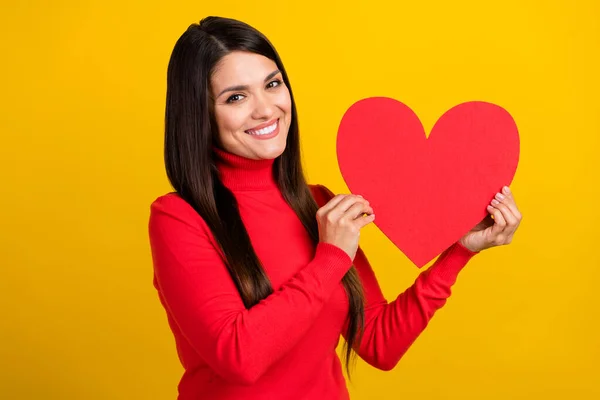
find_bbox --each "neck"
[213,146,278,191]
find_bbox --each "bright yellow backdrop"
[1,0,598,399]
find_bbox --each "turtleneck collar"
[213,146,278,191]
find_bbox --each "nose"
[251,92,275,120]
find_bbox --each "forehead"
[211,51,278,88]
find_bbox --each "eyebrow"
[217,69,282,98]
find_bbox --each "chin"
[254,142,286,160]
[244,129,289,160]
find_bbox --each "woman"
[148,16,522,400]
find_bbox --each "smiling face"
[209,51,292,160]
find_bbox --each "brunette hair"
[164,16,365,377]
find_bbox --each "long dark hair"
[164,16,365,377]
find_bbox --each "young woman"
[148,16,522,400]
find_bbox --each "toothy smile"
[245,119,278,136]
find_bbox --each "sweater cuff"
[427,242,478,283]
[455,240,480,256]
[313,242,353,286]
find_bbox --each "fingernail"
[495,193,505,201]
[357,195,363,198]
[503,186,511,194]
[491,199,500,206]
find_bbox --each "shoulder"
[148,192,208,234]
[308,184,338,207]
[150,192,192,215]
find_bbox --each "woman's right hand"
[316,194,375,260]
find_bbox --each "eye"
[266,79,282,89]
[226,94,245,104]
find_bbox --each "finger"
[318,194,348,214]
[330,195,369,219]
[497,188,522,220]
[501,186,516,202]
[495,193,521,221]
[354,213,376,229]
[358,206,374,218]
[354,204,374,219]
[343,202,373,221]
[490,200,518,233]
[487,204,507,236]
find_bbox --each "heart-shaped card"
[337,97,520,267]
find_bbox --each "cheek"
[276,88,292,115]
[215,108,247,134]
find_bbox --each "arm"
[148,194,352,385]
[313,185,477,371]
[346,242,476,370]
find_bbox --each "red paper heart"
[336,97,520,267]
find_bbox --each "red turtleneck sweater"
[148,147,478,399]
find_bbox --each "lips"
[244,119,280,140]
[245,119,278,134]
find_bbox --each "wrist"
[458,237,481,253]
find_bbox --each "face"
[210,51,292,160]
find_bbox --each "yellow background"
[2,0,598,398]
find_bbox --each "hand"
[316,194,375,260]
[459,186,523,253]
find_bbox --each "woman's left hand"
[459,186,523,253]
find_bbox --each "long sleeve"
[346,242,476,370]
[313,184,478,371]
[148,194,353,385]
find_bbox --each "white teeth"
[246,120,278,135]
